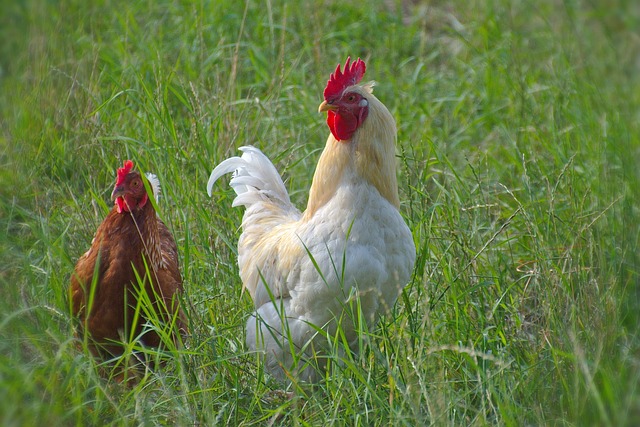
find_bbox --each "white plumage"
[208,70,415,382]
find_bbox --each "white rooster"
[207,57,415,382]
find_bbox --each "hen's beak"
[111,185,125,201]
[318,100,338,113]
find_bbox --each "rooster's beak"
[318,100,338,113]
[111,185,125,201]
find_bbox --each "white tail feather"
[207,146,291,208]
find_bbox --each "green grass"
[1,0,639,425]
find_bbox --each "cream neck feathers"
[304,86,400,220]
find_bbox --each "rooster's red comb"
[323,57,366,103]
[116,160,134,185]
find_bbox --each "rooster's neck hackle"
[117,201,164,271]
[138,204,164,271]
[305,88,399,219]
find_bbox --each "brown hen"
[70,160,187,373]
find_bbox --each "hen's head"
[111,160,150,214]
[318,57,370,141]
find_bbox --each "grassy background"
[1,0,639,425]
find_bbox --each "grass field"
[1,0,639,425]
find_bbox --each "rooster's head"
[318,57,370,142]
[111,160,152,214]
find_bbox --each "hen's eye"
[348,95,356,102]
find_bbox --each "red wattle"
[117,194,147,213]
[333,112,358,141]
[116,197,127,213]
[327,111,339,141]
[327,110,359,141]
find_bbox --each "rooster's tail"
[207,146,293,211]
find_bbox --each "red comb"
[323,57,366,103]
[116,160,134,185]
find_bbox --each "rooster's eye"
[347,95,356,102]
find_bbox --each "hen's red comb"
[116,160,134,185]
[323,57,366,103]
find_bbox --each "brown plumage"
[70,160,187,369]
